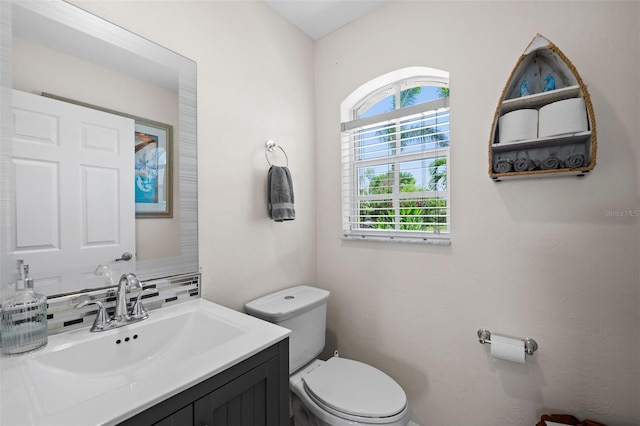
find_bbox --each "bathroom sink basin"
[34,309,246,375]
[1,298,290,426]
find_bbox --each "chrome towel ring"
[265,139,289,167]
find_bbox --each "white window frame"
[340,67,451,244]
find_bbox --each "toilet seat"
[302,357,407,421]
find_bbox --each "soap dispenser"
[1,260,48,355]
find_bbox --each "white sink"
[0,298,290,426]
[34,309,246,375]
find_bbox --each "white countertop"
[0,298,290,426]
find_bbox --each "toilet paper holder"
[477,328,538,356]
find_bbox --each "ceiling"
[263,0,389,40]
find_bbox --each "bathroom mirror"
[0,0,198,296]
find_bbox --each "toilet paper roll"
[499,109,538,143]
[490,334,525,363]
[538,97,588,138]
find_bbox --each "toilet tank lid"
[245,285,330,322]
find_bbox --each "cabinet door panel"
[151,404,193,426]
[194,358,278,426]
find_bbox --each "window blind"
[341,97,451,244]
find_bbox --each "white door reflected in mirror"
[12,90,135,295]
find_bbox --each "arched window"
[340,67,450,244]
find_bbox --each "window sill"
[342,233,451,245]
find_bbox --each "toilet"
[245,285,410,426]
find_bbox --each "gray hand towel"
[541,155,564,170]
[565,153,586,168]
[268,166,295,221]
[493,158,513,174]
[514,157,538,172]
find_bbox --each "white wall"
[315,2,639,425]
[72,1,317,309]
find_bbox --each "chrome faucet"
[75,273,158,332]
[114,273,141,321]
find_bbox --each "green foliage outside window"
[359,198,448,231]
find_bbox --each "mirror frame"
[0,0,198,292]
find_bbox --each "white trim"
[342,234,451,245]
[341,66,449,121]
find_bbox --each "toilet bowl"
[245,286,411,426]
[290,358,410,426]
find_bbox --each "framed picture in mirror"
[42,93,173,218]
[133,120,173,218]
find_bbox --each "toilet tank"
[245,286,330,373]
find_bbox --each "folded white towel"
[268,166,295,222]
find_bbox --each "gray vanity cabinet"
[151,405,193,426]
[193,356,279,424]
[118,339,289,426]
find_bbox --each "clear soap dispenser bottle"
[1,260,48,355]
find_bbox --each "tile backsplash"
[1,273,200,339]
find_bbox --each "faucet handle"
[75,300,111,332]
[130,288,159,320]
[121,272,141,291]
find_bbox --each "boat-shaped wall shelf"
[489,34,596,181]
